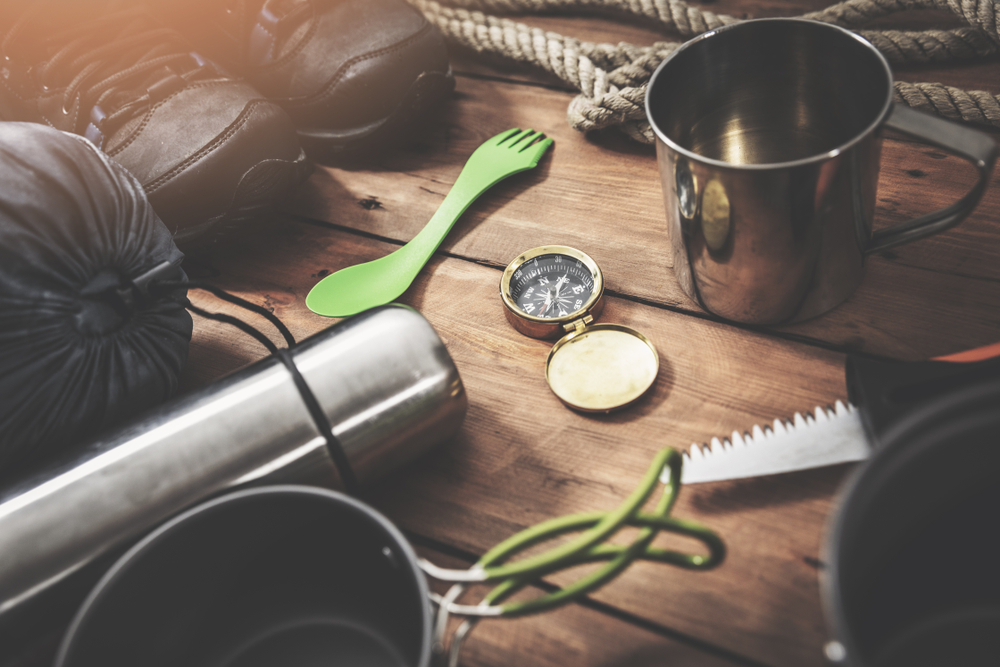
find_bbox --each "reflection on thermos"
[0,305,467,622]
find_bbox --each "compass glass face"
[510,253,595,319]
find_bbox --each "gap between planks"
[285,212,914,364]
[408,532,774,667]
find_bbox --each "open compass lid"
[500,246,659,412]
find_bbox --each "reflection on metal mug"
[645,18,998,325]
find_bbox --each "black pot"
[824,378,1000,666]
[55,485,432,667]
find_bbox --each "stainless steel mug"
[645,18,998,324]
[0,304,466,625]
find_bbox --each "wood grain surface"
[285,73,1000,360]
[170,4,998,665]
[8,1,997,666]
[182,220,848,666]
[418,548,747,667]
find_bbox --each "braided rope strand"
[411,0,1000,142]
[423,0,737,34]
[859,27,997,63]
[896,80,1000,124]
[424,0,1000,45]
[805,0,999,44]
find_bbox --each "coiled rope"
[408,0,1000,143]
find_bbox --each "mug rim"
[644,18,895,170]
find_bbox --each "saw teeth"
[681,400,863,484]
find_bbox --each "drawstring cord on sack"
[146,273,361,494]
[110,265,723,667]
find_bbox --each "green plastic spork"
[306,128,554,317]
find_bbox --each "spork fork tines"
[305,126,554,317]
[472,128,554,171]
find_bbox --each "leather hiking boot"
[157,0,455,157]
[0,0,311,242]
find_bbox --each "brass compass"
[500,246,658,412]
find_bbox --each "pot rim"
[54,484,432,667]
[821,379,1000,666]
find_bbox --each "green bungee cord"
[420,448,725,666]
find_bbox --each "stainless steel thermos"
[0,305,467,621]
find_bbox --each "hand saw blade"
[672,400,870,485]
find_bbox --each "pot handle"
[421,448,725,666]
[866,104,998,254]
[846,341,1000,447]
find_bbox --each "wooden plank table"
[10,1,999,665]
[180,3,1000,666]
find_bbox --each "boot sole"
[172,148,313,244]
[295,68,456,160]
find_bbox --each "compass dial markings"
[511,253,595,320]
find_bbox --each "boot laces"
[2,4,224,141]
[222,0,311,65]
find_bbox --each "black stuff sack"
[0,122,192,472]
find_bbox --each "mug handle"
[866,104,998,254]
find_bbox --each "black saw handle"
[846,343,1000,448]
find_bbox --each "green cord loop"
[467,447,725,617]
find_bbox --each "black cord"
[276,349,360,495]
[184,302,280,355]
[153,279,360,494]
[155,280,295,349]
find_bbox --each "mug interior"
[56,486,430,667]
[648,19,892,165]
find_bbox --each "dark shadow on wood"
[685,464,854,515]
[441,152,556,250]
[584,126,657,159]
